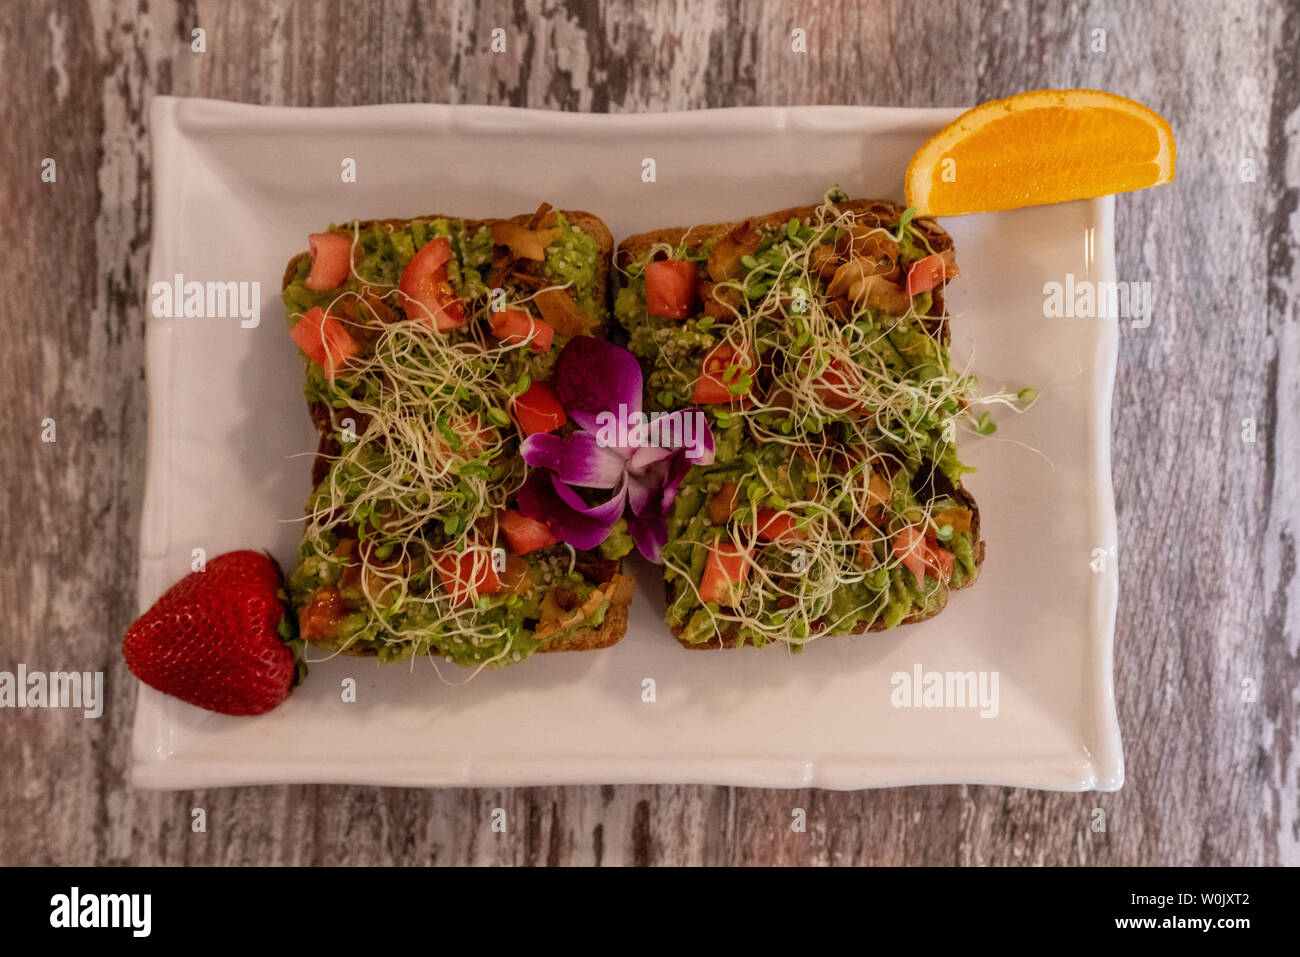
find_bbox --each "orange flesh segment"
[905,90,1175,217]
[927,107,1164,214]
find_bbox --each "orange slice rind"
[905,89,1176,217]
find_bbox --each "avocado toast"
[615,192,986,649]
[282,204,635,667]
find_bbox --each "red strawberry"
[123,550,305,716]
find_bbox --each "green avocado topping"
[616,190,997,648]
[283,213,614,667]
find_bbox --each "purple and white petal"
[548,473,628,523]
[626,443,676,471]
[626,409,715,469]
[626,510,669,564]
[625,461,668,517]
[520,432,567,472]
[554,431,628,489]
[524,430,626,489]
[516,473,627,552]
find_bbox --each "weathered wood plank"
[0,0,1294,866]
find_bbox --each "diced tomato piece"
[433,548,502,606]
[755,509,806,542]
[413,235,452,271]
[693,377,731,405]
[305,232,355,290]
[489,309,554,352]
[513,381,567,435]
[693,344,756,405]
[645,259,697,319]
[892,526,955,585]
[298,585,350,641]
[289,306,362,376]
[699,542,751,606]
[497,509,558,555]
[927,538,955,580]
[398,237,466,331]
[904,250,958,297]
[811,357,866,412]
[892,526,929,586]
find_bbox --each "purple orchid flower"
[516,336,714,562]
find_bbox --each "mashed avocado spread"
[616,192,985,648]
[283,212,628,666]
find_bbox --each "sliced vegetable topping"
[497,510,559,555]
[398,237,466,331]
[434,412,496,459]
[891,526,930,586]
[289,306,361,376]
[645,259,697,319]
[693,343,755,404]
[891,525,955,586]
[489,308,555,352]
[433,548,503,606]
[305,232,354,290]
[809,356,867,412]
[699,542,751,607]
[513,381,567,435]
[904,249,959,297]
[755,509,806,542]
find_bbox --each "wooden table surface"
[1,0,1296,866]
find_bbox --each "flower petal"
[523,430,626,489]
[627,510,669,563]
[554,336,643,419]
[548,473,628,523]
[520,432,566,472]
[661,449,697,509]
[516,473,626,552]
[626,409,715,470]
[569,410,603,435]
[625,464,666,517]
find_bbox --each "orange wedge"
[905,89,1175,217]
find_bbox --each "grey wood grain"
[0,0,1295,866]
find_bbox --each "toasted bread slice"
[617,199,983,649]
[285,209,614,487]
[667,484,985,649]
[284,208,631,659]
[617,198,955,343]
[541,572,636,652]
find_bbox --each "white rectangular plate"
[134,98,1122,791]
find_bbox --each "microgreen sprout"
[648,195,998,646]
[291,237,580,662]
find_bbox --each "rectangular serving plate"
[133,98,1122,791]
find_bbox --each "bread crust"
[666,485,985,649]
[615,198,952,269]
[617,199,982,650]
[539,573,636,652]
[284,208,628,658]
